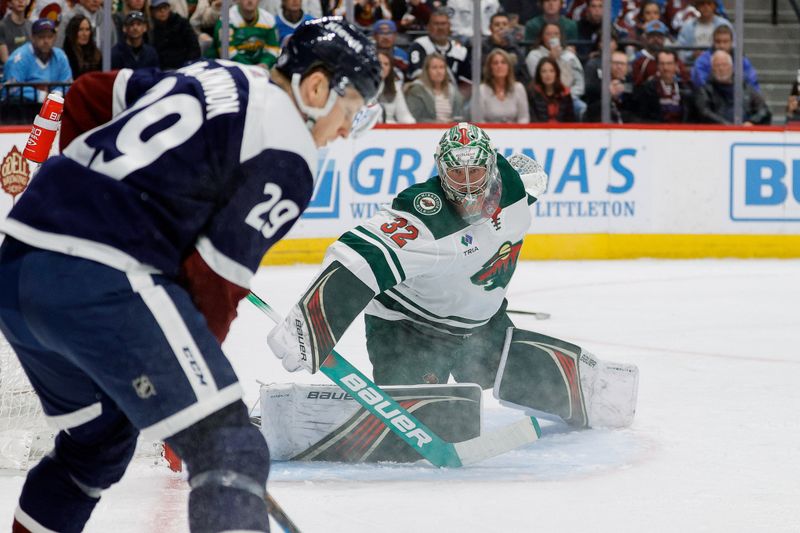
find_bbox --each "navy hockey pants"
[0,238,245,531]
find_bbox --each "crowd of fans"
[0,0,794,125]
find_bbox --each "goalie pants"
[0,239,258,532]
[365,302,513,388]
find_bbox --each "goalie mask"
[435,123,501,224]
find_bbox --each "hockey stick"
[248,292,542,467]
[507,309,551,320]
[266,493,301,533]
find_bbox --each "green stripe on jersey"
[375,293,487,336]
[354,226,406,281]
[339,232,398,292]
[387,288,487,325]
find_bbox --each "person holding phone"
[525,22,585,117]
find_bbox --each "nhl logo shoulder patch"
[413,192,442,215]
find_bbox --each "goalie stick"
[267,493,301,533]
[248,292,542,467]
[507,309,551,320]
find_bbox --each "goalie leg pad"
[493,329,638,429]
[167,401,270,533]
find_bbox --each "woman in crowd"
[525,23,585,116]
[405,52,465,123]
[474,48,528,123]
[63,14,102,80]
[377,50,415,124]
[616,0,663,43]
[528,56,575,123]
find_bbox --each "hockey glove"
[267,304,319,373]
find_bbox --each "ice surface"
[1,259,798,532]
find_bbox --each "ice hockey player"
[268,122,638,432]
[0,17,381,533]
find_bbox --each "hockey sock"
[167,401,271,533]
[14,415,139,533]
[15,455,100,533]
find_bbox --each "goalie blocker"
[494,329,639,428]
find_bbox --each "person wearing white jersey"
[269,123,640,431]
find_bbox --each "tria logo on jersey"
[470,240,522,290]
[729,143,800,222]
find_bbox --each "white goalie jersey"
[321,153,536,335]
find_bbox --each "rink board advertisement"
[1,125,799,260]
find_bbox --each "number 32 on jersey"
[380,217,418,248]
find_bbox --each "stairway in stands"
[725,0,800,123]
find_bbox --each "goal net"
[0,333,174,471]
[0,333,53,470]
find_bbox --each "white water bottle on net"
[0,334,54,470]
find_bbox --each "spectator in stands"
[676,0,731,63]
[615,0,662,44]
[634,50,691,123]
[582,28,619,104]
[275,0,314,43]
[150,0,199,69]
[113,0,152,45]
[446,0,499,42]
[209,0,279,67]
[58,0,115,50]
[373,19,409,79]
[525,23,584,113]
[665,0,728,35]
[474,48,528,123]
[481,12,527,83]
[694,50,770,125]
[0,0,32,64]
[575,0,602,63]
[111,10,159,69]
[528,56,575,122]
[405,52,465,123]
[584,49,637,122]
[691,25,759,92]
[168,0,191,18]
[394,0,432,33]
[507,12,526,43]
[524,0,577,46]
[500,0,541,26]
[786,80,800,124]
[377,49,415,123]
[190,0,221,40]
[353,0,391,31]
[407,8,471,87]
[264,0,322,18]
[2,18,72,102]
[63,14,101,79]
[631,20,689,86]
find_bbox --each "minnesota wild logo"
[413,192,442,215]
[470,240,522,291]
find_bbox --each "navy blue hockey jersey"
[0,60,316,288]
